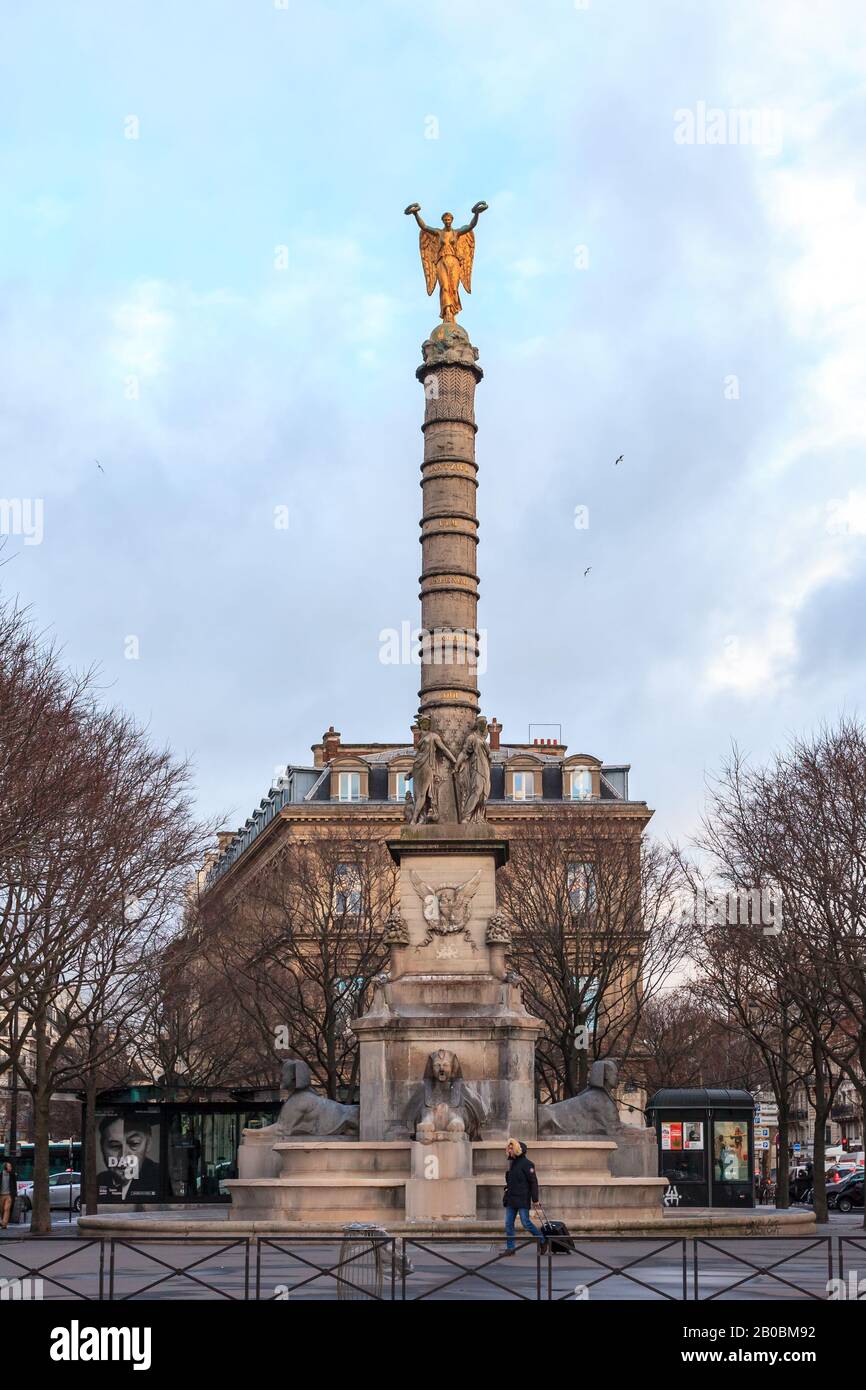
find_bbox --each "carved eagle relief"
[409,868,482,949]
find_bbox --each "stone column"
[404,1137,476,1222]
[416,322,483,822]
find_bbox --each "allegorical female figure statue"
[411,714,456,824]
[455,716,492,822]
[404,202,488,323]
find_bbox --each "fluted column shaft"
[415,326,483,777]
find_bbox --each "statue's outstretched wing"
[419,230,438,296]
[455,229,475,294]
[409,868,435,902]
[453,868,482,913]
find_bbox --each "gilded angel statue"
[404,202,488,323]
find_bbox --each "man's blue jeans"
[504,1205,544,1250]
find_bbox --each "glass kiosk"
[646,1088,755,1208]
[82,1085,281,1206]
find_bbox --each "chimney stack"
[488,717,501,751]
[322,726,341,763]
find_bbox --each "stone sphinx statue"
[406,1048,486,1142]
[236,1058,359,1180]
[258,1058,359,1140]
[537,1058,623,1137]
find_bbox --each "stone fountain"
[225,264,666,1229]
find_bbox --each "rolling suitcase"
[536,1204,575,1254]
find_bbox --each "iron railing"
[0,1231,857,1300]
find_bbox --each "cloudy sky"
[2,0,864,842]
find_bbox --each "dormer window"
[338,771,361,801]
[388,758,414,803]
[568,768,593,801]
[512,771,535,801]
[329,756,370,802]
[505,755,544,802]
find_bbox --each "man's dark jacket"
[503,1149,540,1209]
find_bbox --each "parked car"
[831,1174,864,1214]
[801,1164,859,1207]
[18,1170,82,1214]
[825,1163,856,1185]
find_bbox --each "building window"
[334,863,362,915]
[574,974,600,1033]
[393,772,411,802]
[567,861,596,911]
[572,978,600,1045]
[568,768,593,801]
[512,771,536,801]
[337,771,361,801]
[334,977,364,1033]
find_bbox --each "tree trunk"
[775,1101,790,1209]
[83,1072,99,1215]
[564,1040,580,1097]
[8,1007,20,1157]
[811,1050,829,1225]
[30,1017,52,1234]
[857,1085,866,1230]
[576,1043,588,1092]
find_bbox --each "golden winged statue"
[404,202,488,323]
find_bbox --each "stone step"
[478,1176,666,1218]
[476,1173,665,1187]
[472,1140,614,1177]
[274,1143,412,1177]
[225,1176,405,1224]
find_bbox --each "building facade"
[202,724,650,900]
[197,721,655,1113]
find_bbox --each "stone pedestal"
[353,824,543,1144]
[404,1136,476,1222]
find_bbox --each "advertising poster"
[95,1111,162,1202]
[714,1121,749,1183]
[661,1122,683,1150]
[683,1121,704,1150]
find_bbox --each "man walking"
[502,1138,546,1254]
[1,1160,17,1229]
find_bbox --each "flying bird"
[584,567,592,577]
[614,454,623,466]
[95,459,105,473]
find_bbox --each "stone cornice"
[200,795,653,903]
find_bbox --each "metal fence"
[0,1232,858,1301]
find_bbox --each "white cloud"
[110,281,174,379]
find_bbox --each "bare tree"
[0,599,99,1156]
[201,826,395,1098]
[686,725,865,1217]
[131,934,270,1092]
[497,811,684,1103]
[640,987,766,1095]
[1,653,212,1229]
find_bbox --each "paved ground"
[2,1209,865,1300]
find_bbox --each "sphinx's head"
[280,1058,312,1093]
[588,1058,619,1092]
[426,1048,461,1084]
